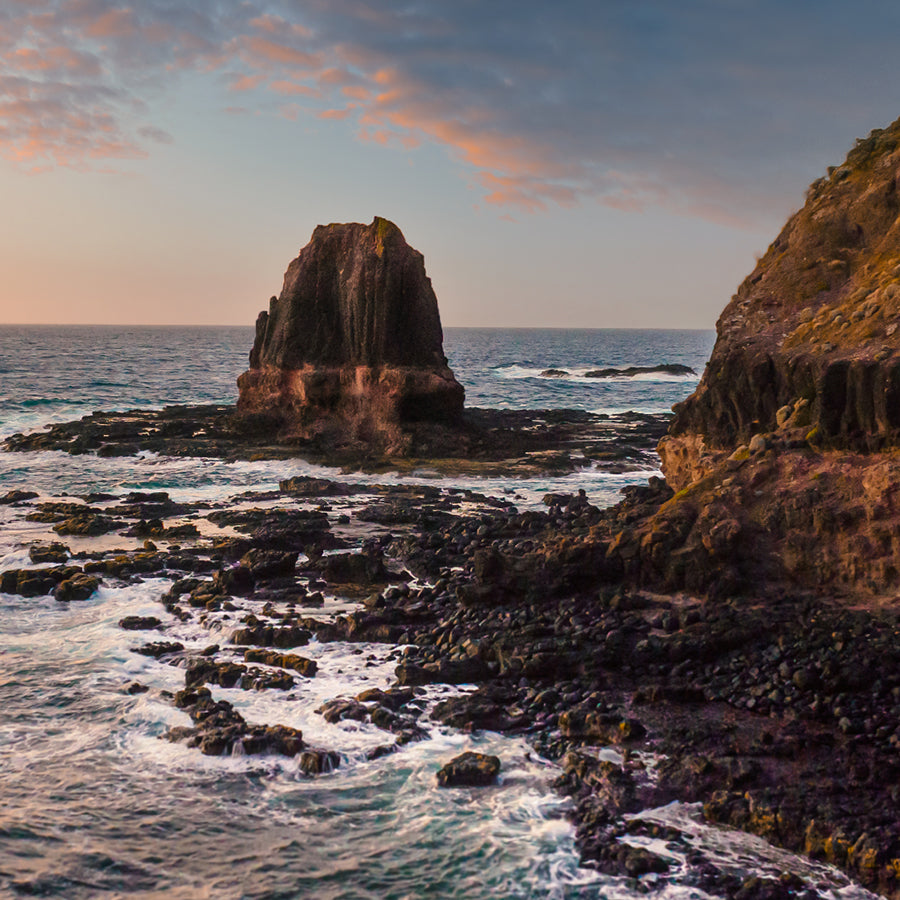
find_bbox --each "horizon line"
[0,322,717,332]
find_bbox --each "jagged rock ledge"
[1,404,669,477]
[661,122,900,487]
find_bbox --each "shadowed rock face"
[238,218,464,450]
[660,119,900,489]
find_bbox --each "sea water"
[0,327,872,899]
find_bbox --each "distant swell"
[18,398,88,408]
[494,364,699,383]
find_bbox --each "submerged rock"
[584,364,695,378]
[237,217,464,453]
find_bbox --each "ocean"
[0,326,870,899]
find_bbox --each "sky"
[3,1,900,329]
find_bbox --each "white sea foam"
[625,802,878,898]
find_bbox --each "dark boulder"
[53,573,100,602]
[29,542,69,564]
[0,489,38,504]
[436,751,501,787]
[119,616,162,631]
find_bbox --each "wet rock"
[28,542,69,564]
[53,573,100,602]
[316,698,370,724]
[355,687,416,710]
[240,668,295,691]
[1,565,81,597]
[315,551,389,588]
[52,512,118,536]
[243,649,317,677]
[185,658,246,689]
[584,841,671,878]
[231,623,311,649]
[280,476,357,497]
[299,750,341,775]
[583,364,694,379]
[0,489,38,504]
[558,708,646,744]
[208,508,335,552]
[432,692,526,732]
[131,641,184,658]
[239,549,299,578]
[436,751,501,787]
[119,616,162,631]
[168,685,304,757]
[25,501,86,522]
[212,565,255,596]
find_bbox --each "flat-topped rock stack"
[237,217,465,454]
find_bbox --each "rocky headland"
[649,122,900,599]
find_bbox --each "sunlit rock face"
[659,120,900,490]
[237,217,464,453]
[602,117,900,600]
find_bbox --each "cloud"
[4,0,900,223]
[136,124,173,144]
[319,104,357,120]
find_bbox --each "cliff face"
[601,118,900,600]
[660,122,900,489]
[238,218,464,452]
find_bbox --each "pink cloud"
[239,36,321,70]
[318,104,357,120]
[10,45,101,76]
[249,14,311,39]
[269,79,317,97]
[342,84,370,100]
[228,72,265,92]
[85,7,136,39]
[0,1,789,223]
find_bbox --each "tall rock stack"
[237,217,464,453]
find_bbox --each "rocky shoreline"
[1,429,897,897]
[12,129,900,896]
